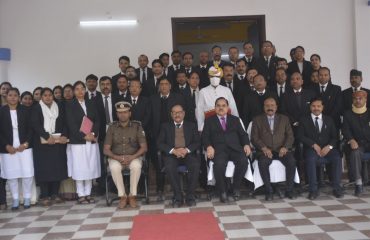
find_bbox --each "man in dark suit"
[298,98,343,200]
[84,74,102,101]
[287,46,313,89]
[142,59,164,97]
[220,62,237,97]
[159,53,170,77]
[342,90,370,196]
[112,56,130,94]
[202,97,251,202]
[149,78,186,200]
[157,104,201,207]
[241,74,278,128]
[127,79,151,133]
[172,70,189,94]
[208,45,227,68]
[114,75,130,102]
[256,40,278,87]
[342,69,370,112]
[193,51,210,89]
[228,46,239,67]
[313,67,342,129]
[167,50,184,85]
[251,97,296,200]
[241,41,258,69]
[182,52,195,77]
[125,66,137,81]
[270,68,293,104]
[135,54,153,84]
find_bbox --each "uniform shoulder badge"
[131,120,142,126]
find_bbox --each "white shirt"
[119,90,128,98]
[238,74,246,81]
[200,64,207,69]
[256,89,266,95]
[320,82,329,92]
[140,67,148,82]
[78,100,87,115]
[196,85,239,131]
[131,96,139,103]
[311,113,323,132]
[277,83,286,96]
[352,86,361,92]
[178,83,187,90]
[102,94,113,123]
[294,88,302,93]
[87,90,97,99]
[297,61,303,73]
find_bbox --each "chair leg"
[105,176,111,206]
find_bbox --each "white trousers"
[8,177,33,200]
[75,180,92,197]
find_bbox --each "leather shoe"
[333,189,343,198]
[128,196,137,208]
[276,188,284,199]
[308,191,318,200]
[118,196,127,209]
[220,192,228,203]
[233,190,241,201]
[265,192,273,201]
[172,200,183,208]
[355,184,363,197]
[285,191,296,200]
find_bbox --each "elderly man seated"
[103,101,147,208]
[157,104,201,207]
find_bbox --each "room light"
[79,20,138,27]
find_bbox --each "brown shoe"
[128,196,137,208]
[118,196,128,209]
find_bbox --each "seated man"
[157,105,201,207]
[343,90,370,196]
[298,98,343,200]
[202,97,251,203]
[103,101,148,208]
[251,97,296,201]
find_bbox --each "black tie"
[132,99,136,106]
[240,75,244,81]
[354,87,358,92]
[104,96,110,124]
[162,96,167,100]
[315,116,320,133]
[321,85,325,94]
[90,93,95,99]
[227,82,232,91]
[142,69,146,82]
[279,86,283,97]
[265,57,269,67]
[176,123,181,128]
[259,92,263,96]
[192,89,196,106]
[186,69,190,75]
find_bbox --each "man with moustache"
[270,68,292,104]
[241,42,258,69]
[196,66,238,131]
[112,56,130,93]
[208,45,227,68]
[194,51,210,89]
[251,98,296,201]
[125,66,138,81]
[228,46,240,67]
[342,69,370,112]
[159,53,170,77]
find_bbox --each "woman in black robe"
[31,88,68,206]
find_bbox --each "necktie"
[176,123,181,128]
[192,89,196,106]
[354,87,358,92]
[104,96,110,124]
[142,69,146,82]
[265,57,269,66]
[132,99,136,106]
[248,58,251,63]
[259,92,263,96]
[279,86,283,97]
[175,65,178,71]
[227,82,232,91]
[315,116,320,133]
[186,69,190,75]
[220,117,226,131]
[90,93,95,99]
[240,75,244,81]
[268,117,274,132]
[321,85,325,94]
[162,96,167,100]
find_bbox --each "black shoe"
[172,200,183,208]
[276,188,284,199]
[308,191,318,200]
[220,192,228,203]
[233,190,241,201]
[265,192,273,201]
[186,199,196,207]
[285,191,297,200]
[355,184,363,197]
[11,206,19,211]
[157,191,164,202]
[333,189,344,198]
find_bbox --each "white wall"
[0,0,360,92]
[354,0,370,83]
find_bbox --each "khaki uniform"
[105,120,146,196]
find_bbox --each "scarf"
[40,100,59,134]
[352,104,367,114]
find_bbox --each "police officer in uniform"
[103,101,147,208]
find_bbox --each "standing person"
[0,82,12,106]
[53,85,63,102]
[0,88,33,210]
[31,88,68,206]
[33,87,42,103]
[20,91,34,107]
[65,81,101,204]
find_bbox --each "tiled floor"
[0,187,370,240]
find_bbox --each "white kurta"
[0,110,34,179]
[67,142,101,181]
[196,85,239,131]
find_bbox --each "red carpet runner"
[130,211,225,240]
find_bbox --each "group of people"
[0,40,368,210]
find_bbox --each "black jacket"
[287,60,313,89]
[0,105,33,153]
